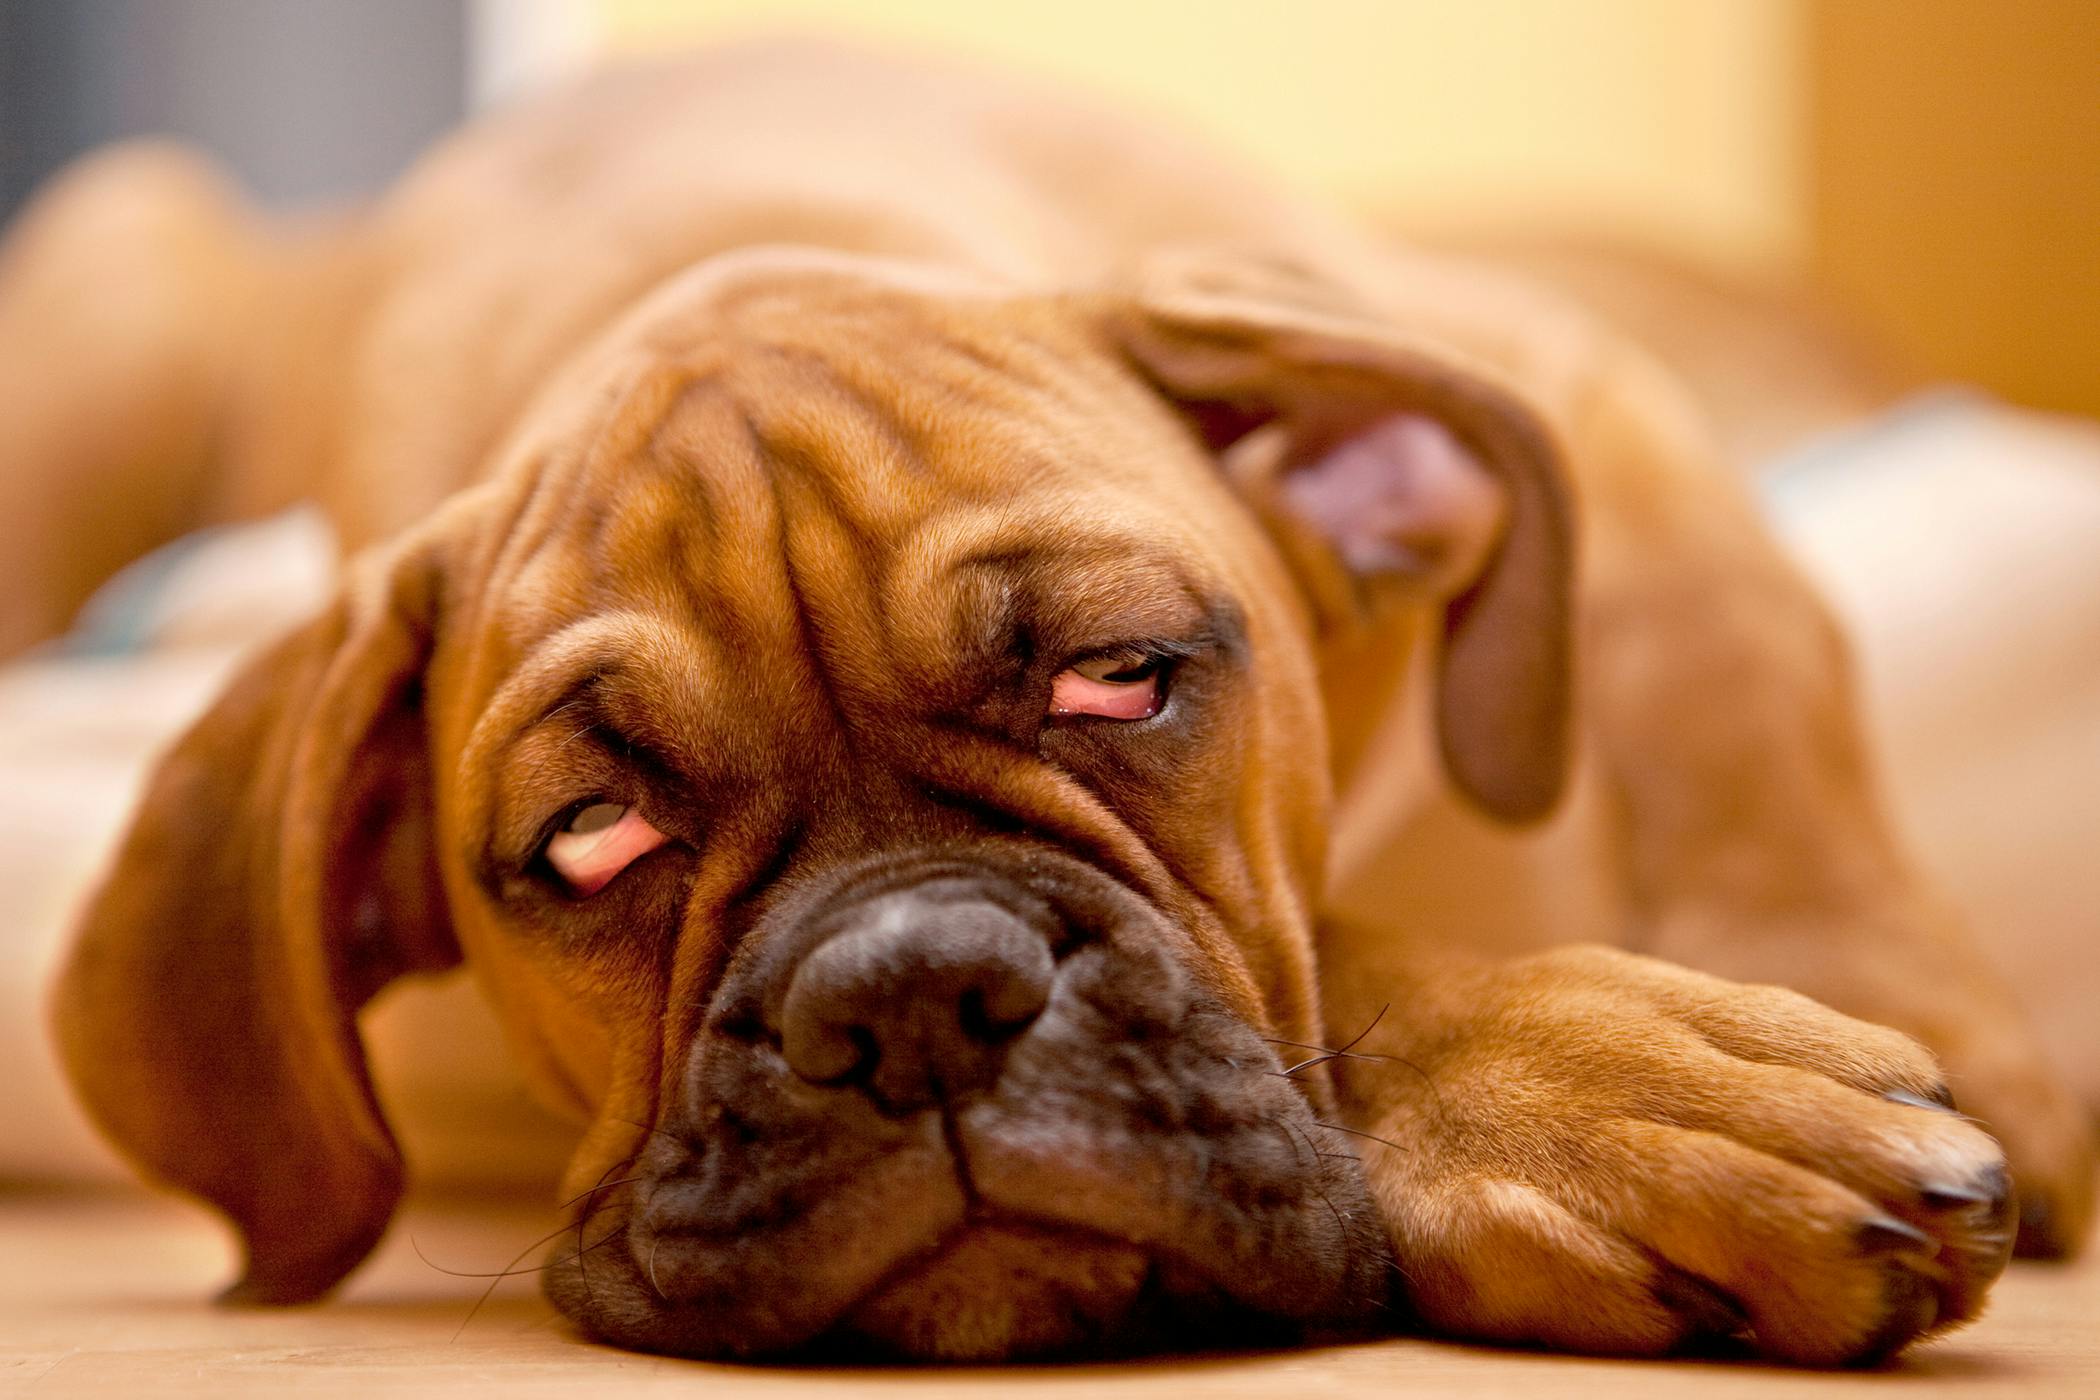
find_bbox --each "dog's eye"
[545,802,669,895]
[1050,653,1166,720]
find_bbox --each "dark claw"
[1857,1213,1936,1257]
[1853,1267,1940,1366]
[2014,1193,2068,1259]
[1884,1089,1958,1114]
[1655,1265,1750,1339]
[1923,1162,2011,1218]
[1959,1230,2015,1265]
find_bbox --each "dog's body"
[7,41,2089,1364]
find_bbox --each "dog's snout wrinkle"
[778,888,1055,1111]
[581,846,1386,1358]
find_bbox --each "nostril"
[956,986,993,1043]
[958,985,1037,1045]
[963,961,1050,1039]
[781,1007,874,1083]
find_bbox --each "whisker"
[571,1152,647,1316]
[1263,1037,1390,1064]
[556,1175,646,1215]
[1274,1118,1351,1239]
[1280,1052,1344,1076]
[411,1223,583,1282]
[609,1115,691,1156]
[1313,1119,1411,1156]
[578,1176,607,1312]
[1270,1116,1314,1173]
[1263,1003,1395,1067]
[435,1221,620,1343]
[411,1170,639,1287]
[551,721,599,756]
[1332,1003,1390,1056]
[414,1172,646,1301]
[1266,1004,1450,1124]
[539,697,589,729]
[438,1155,642,1339]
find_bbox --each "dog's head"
[52,248,1571,1358]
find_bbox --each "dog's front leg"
[1323,940,2011,1363]
[1573,358,2095,1256]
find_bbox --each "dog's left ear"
[1101,250,1574,824]
[49,506,471,1305]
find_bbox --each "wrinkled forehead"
[460,290,1251,710]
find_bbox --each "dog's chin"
[838,1221,1156,1360]
[560,1204,1337,1363]
[834,1218,1332,1362]
[548,1079,1391,1362]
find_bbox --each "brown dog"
[9,41,2089,1364]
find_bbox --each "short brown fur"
[10,41,2088,1366]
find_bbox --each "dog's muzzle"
[545,845,1391,1360]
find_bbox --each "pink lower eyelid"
[1050,671,1162,719]
[549,809,669,892]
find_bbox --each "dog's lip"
[635,1123,1207,1277]
[841,1210,1153,1303]
[632,1106,1372,1327]
[631,1178,1264,1359]
[950,1090,1389,1326]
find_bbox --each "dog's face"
[53,250,1571,1359]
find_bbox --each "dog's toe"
[1853,1268,1940,1368]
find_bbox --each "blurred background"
[1,0,2095,1181]
[4,0,2095,416]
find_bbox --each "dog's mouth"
[553,1088,1387,1361]
[542,846,1394,1360]
[834,1210,1334,1362]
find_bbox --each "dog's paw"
[1350,947,2014,1365]
[1940,1038,2095,1260]
[1648,903,2096,1260]
[1873,977,2098,1260]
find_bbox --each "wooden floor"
[3,1188,2094,1398]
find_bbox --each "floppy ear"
[1103,250,1575,824]
[50,520,463,1304]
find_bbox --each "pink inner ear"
[1277,414,1508,593]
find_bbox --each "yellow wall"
[594,0,1808,272]
[1810,0,2100,417]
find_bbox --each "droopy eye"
[1049,653,1166,721]
[545,802,669,895]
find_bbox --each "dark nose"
[777,889,1055,1111]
